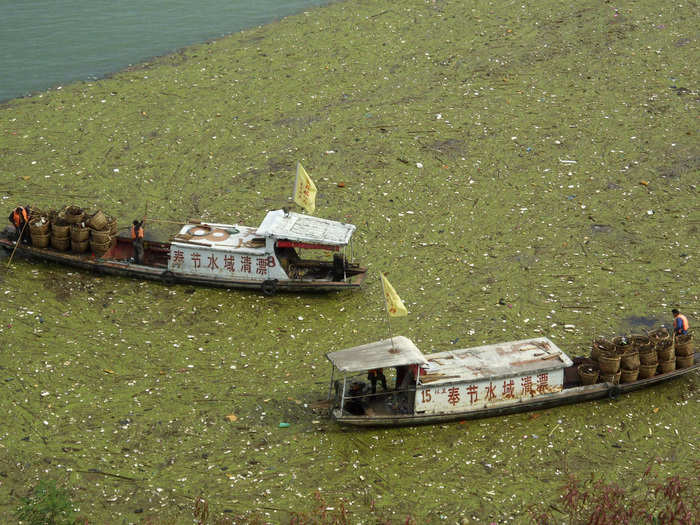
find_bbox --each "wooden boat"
[1,209,367,294]
[325,336,698,426]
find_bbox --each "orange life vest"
[12,207,28,227]
[131,225,144,240]
[677,314,689,332]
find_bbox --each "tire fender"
[161,270,176,285]
[261,279,278,296]
[608,385,621,400]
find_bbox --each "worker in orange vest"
[131,219,145,264]
[671,309,689,335]
[7,205,31,244]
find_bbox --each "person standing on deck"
[367,368,387,394]
[131,219,145,264]
[8,205,31,244]
[671,308,689,335]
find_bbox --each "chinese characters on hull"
[418,372,556,411]
[169,248,276,278]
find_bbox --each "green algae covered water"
[0,0,698,522]
[0,0,330,102]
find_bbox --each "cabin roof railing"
[256,209,356,246]
[326,336,428,373]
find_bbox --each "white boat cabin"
[327,336,574,418]
[167,209,356,282]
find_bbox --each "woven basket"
[578,365,599,386]
[599,370,621,384]
[50,235,70,251]
[675,355,694,369]
[87,210,107,230]
[657,358,676,374]
[90,229,111,243]
[675,333,694,356]
[90,239,111,256]
[629,334,651,350]
[639,348,657,365]
[70,224,90,241]
[656,341,674,362]
[598,353,621,374]
[31,232,50,248]
[29,217,50,235]
[107,216,118,236]
[621,350,640,370]
[620,368,639,383]
[638,363,657,379]
[51,222,70,238]
[71,239,89,253]
[64,206,84,224]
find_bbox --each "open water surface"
[0,0,329,102]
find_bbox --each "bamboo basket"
[598,353,621,374]
[31,232,50,248]
[675,355,694,369]
[90,229,111,243]
[620,368,639,383]
[675,333,694,356]
[90,239,111,256]
[629,334,651,350]
[70,224,90,241]
[71,239,89,253]
[578,364,599,386]
[87,210,107,230]
[639,347,657,365]
[638,363,657,379]
[107,216,118,236]
[64,205,84,224]
[656,340,674,362]
[591,338,614,362]
[50,221,70,238]
[620,350,640,370]
[50,235,70,251]
[657,358,676,374]
[29,217,50,235]
[599,370,621,384]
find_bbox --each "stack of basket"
[50,216,71,251]
[637,336,658,379]
[674,331,694,369]
[86,210,113,256]
[619,344,640,383]
[598,348,621,384]
[65,206,89,253]
[29,213,51,248]
[654,333,675,374]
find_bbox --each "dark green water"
[0,0,329,102]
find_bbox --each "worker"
[671,308,689,336]
[131,219,145,264]
[367,368,387,394]
[7,205,31,244]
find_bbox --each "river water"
[0,0,329,102]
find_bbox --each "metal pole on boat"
[6,220,29,268]
[339,374,347,413]
[327,365,335,400]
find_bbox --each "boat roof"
[327,336,429,373]
[256,209,356,246]
[421,337,573,386]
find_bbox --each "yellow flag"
[294,162,317,214]
[380,273,408,317]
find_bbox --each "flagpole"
[379,271,395,349]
